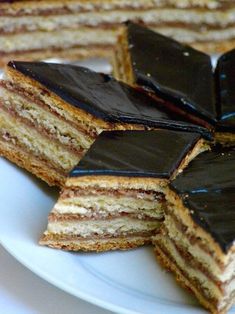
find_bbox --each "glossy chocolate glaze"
[215,50,235,132]
[8,61,211,139]
[70,130,201,179]
[125,22,217,126]
[171,147,235,253]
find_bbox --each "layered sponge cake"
[0,60,210,186]
[40,129,208,251]
[114,23,235,145]
[1,0,235,65]
[153,147,235,314]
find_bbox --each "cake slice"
[1,0,235,65]
[0,61,211,187]
[114,22,217,130]
[153,147,235,314]
[40,129,208,252]
[215,50,235,146]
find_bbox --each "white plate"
[0,58,233,314]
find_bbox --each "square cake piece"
[114,22,235,146]
[40,129,208,252]
[0,61,210,186]
[153,147,235,314]
[114,22,217,130]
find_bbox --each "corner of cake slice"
[153,147,235,314]
[113,22,217,131]
[40,129,208,252]
[0,60,212,187]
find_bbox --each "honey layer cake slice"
[153,147,235,314]
[0,61,211,186]
[114,22,217,131]
[115,22,235,146]
[1,1,235,65]
[40,129,208,252]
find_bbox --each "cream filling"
[53,195,164,219]
[1,8,235,32]
[47,217,161,237]
[0,86,93,150]
[161,213,235,283]
[0,108,80,171]
[0,27,118,53]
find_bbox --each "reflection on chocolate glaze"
[8,61,211,139]
[126,22,217,125]
[171,147,235,253]
[70,130,201,179]
[215,50,235,132]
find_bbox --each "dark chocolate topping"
[70,129,201,179]
[126,22,217,125]
[171,147,235,253]
[8,61,211,139]
[215,50,235,132]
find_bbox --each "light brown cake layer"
[2,8,235,33]
[0,1,232,17]
[39,234,152,252]
[1,25,235,54]
[0,45,113,67]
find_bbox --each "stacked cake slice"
[0,60,210,186]
[153,147,235,314]
[40,129,208,251]
[1,0,235,65]
[114,22,235,145]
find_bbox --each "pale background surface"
[0,245,112,314]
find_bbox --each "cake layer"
[45,217,161,237]
[0,0,231,17]
[0,27,118,54]
[2,24,235,54]
[39,234,152,252]
[54,190,164,219]
[2,8,235,33]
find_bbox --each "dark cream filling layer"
[0,84,94,153]
[0,105,81,172]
